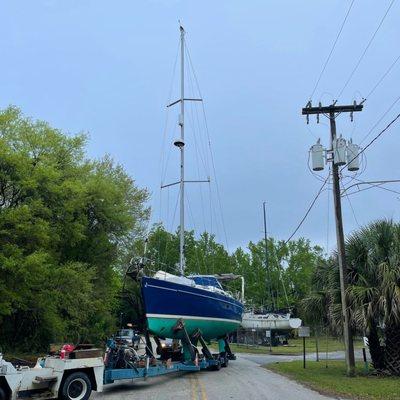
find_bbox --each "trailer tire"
[59,372,92,400]
[0,387,6,400]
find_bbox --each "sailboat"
[241,202,301,333]
[140,26,244,341]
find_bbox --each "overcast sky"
[1,0,399,253]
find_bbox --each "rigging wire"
[185,42,230,252]
[309,0,356,100]
[186,195,205,273]
[285,172,331,244]
[159,187,181,270]
[186,60,208,234]
[337,0,396,99]
[160,39,181,186]
[276,247,290,309]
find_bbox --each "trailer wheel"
[221,357,229,368]
[59,372,92,400]
[0,387,6,400]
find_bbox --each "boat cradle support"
[219,335,236,361]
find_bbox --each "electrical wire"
[337,0,396,99]
[364,53,400,101]
[342,176,400,196]
[341,111,400,173]
[341,180,360,227]
[309,0,356,100]
[285,172,331,244]
[358,95,400,146]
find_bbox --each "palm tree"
[304,220,400,375]
[346,220,400,374]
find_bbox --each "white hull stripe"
[146,313,242,324]
[146,283,243,310]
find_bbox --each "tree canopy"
[302,219,400,375]
[0,107,149,350]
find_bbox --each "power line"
[285,173,331,243]
[363,53,400,101]
[337,0,396,99]
[359,95,400,145]
[309,0,356,100]
[342,177,400,196]
[341,111,400,172]
[341,180,360,227]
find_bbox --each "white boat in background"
[241,312,302,331]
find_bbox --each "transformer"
[347,139,361,171]
[310,139,324,171]
[333,135,347,165]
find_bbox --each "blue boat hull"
[141,276,243,340]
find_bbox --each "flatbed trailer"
[0,322,235,400]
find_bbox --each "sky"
[1,0,399,253]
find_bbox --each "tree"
[303,219,400,375]
[0,106,149,350]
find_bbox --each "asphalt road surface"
[93,353,336,400]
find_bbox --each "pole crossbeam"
[302,104,363,116]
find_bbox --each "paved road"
[93,353,336,400]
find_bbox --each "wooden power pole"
[302,102,363,376]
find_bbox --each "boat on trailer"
[141,272,244,340]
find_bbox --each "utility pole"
[302,102,363,377]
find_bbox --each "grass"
[227,337,363,355]
[266,360,400,400]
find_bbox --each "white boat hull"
[241,312,301,331]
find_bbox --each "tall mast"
[164,25,204,275]
[263,202,273,310]
[179,25,185,274]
